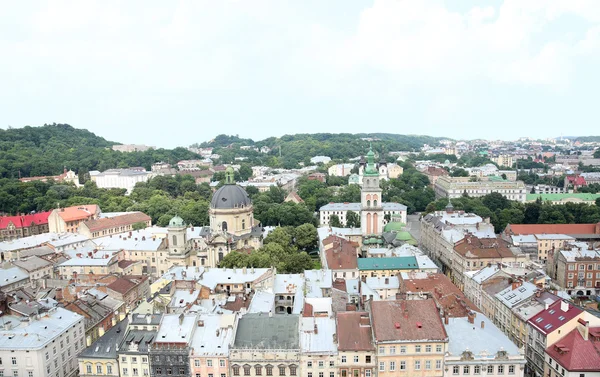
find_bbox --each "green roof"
[357,256,419,271]
[395,231,413,241]
[383,222,406,232]
[363,237,384,245]
[526,193,600,202]
[168,215,185,227]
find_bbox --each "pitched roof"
[371,300,448,342]
[528,300,582,335]
[0,212,51,230]
[323,236,358,270]
[454,235,515,259]
[106,275,148,295]
[56,205,99,222]
[82,212,151,232]
[336,311,375,351]
[545,326,600,371]
[506,223,599,236]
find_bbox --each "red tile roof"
[336,311,375,351]
[424,167,449,177]
[545,326,600,371]
[371,300,448,342]
[106,275,148,295]
[0,212,51,230]
[56,205,100,222]
[566,176,586,186]
[527,300,582,336]
[323,235,359,270]
[454,235,514,259]
[83,212,151,232]
[506,223,600,236]
[400,273,479,317]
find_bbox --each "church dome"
[210,185,252,210]
[169,215,185,227]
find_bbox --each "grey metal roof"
[210,184,252,210]
[233,313,299,350]
[79,317,130,359]
[118,329,157,354]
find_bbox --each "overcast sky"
[1,0,599,148]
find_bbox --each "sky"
[1,0,599,148]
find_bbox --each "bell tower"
[361,146,384,236]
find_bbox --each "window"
[220,360,226,368]
[389,346,396,355]
[233,366,240,376]
[453,366,460,375]
[487,366,494,374]
[180,368,186,375]
[12,372,17,377]
[87,365,92,374]
[133,368,139,376]
[108,365,113,374]
[474,365,480,374]
[318,373,323,377]
[341,357,346,364]
[329,361,334,367]
[308,362,313,368]
[508,366,515,375]
[318,361,324,368]
[365,356,371,363]
[425,345,432,353]
[365,371,371,377]
[208,360,213,367]
[97,365,103,374]
[279,366,286,376]
[463,366,470,374]
[266,366,273,376]
[378,346,385,355]
[256,366,262,375]
[11,358,16,366]
[195,360,201,367]
[379,362,385,372]
[498,365,504,374]
[415,361,421,370]
[426,361,431,370]
[389,362,396,371]
[436,345,442,353]
[415,345,421,353]
[290,366,297,376]
[28,373,32,377]
[123,368,129,376]
[308,373,313,377]
[400,346,406,354]
[353,356,359,363]
[244,365,251,376]
[436,360,442,369]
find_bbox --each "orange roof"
[323,235,359,270]
[506,223,599,236]
[56,205,100,222]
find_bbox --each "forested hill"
[0,124,199,178]
[194,133,448,167]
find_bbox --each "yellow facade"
[79,358,119,377]
[376,342,446,377]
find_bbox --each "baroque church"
[164,167,264,269]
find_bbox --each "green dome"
[395,231,413,241]
[384,222,406,232]
[168,215,185,227]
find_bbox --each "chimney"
[314,324,318,334]
[560,300,569,313]
[359,314,370,327]
[577,319,589,341]
[179,313,184,325]
[480,320,485,329]
[511,280,522,290]
[146,314,152,324]
[444,312,449,325]
[467,311,476,324]
[198,320,204,327]
[394,322,400,329]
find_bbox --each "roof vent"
[394,322,400,329]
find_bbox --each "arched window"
[367,200,371,207]
[373,200,377,207]
[97,364,103,374]
[218,252,224,262]
[242,219,246,230]
[222,221,228,232]
[172,235,177,246]
[86,364,92,374]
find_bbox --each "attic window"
[544,324,553,330]
[222,198,227,202]
[535,318,543,323]
[558,316,565,321]
[549,310,556,314]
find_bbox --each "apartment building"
[189,314,236,377]
[549,243,600,297]
[78,212,152,239]
[434,176,527,202]
[336,312,375,377]
[48,205,101,233]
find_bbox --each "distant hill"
[193,133,447,167]
[0,124,199,178]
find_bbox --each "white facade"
[319,203,406,228]
[92,169,150,194]
[0,307,85,377]
[434,176,527,202]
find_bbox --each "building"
[321,235,360,280]
[229,313,300,377]
[189,314,236,377]
[491,155,514,167]
[548,244,600,297]
[463,265,512,310]
[525,300,600,377]
[0,266,30,292]
[300,310,337,377]
[112,144,154,152]
[177,159,212,171]
[78,212,152,238]
[64,294,120,347]
[444,314,526,377]
[319,203,407,229]
[311,156,332,164]
[422,167,449,187]
[335,312,375,377]
[328,163,356,177]
[78,316,129,377]
[534,234,574,263]
[117,314,162,377]
[0,212,51,241]
[504,223,600,242]
[0,307,85,377]
[526,192,600,205]
[106,275,151,309]
[48,205,101,233]
[544,322,600,377]
[357,256,437,279]
[494,281,539,342]
[370,300,448,377]
[149,313,196,377]
[434,176,527,202]
[12,255,54,282]
[92,168,150,194]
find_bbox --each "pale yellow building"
[534,234,573,263]
[371,300,447,377]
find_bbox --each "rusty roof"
[454,235,515,259]
[371,300,448,342]
[506,223,599,236]
[83,212,151,232]
[336,311,375,351]
[323,235,358,270]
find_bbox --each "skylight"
[544,324,553,330]
[535,318,543,323]
[549,310,555,314]
[558,316,565,321]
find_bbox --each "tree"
[132,222,147,231]
[596,197,600,207]
[238,164,253,181]
[450,168,469,177]
[330,214,342,228]
[346,211,360,228]
[264,227,293,248]
[501,173,507,180]
[294,223,318,251]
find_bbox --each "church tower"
[361,147,384,236]
[167,215,187,257]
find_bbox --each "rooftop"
[233,313,300,350]
[323,236,359,271]
[495,282,538,309]
[79,317,130,359]
[12,255,52,272]
[357,256,419,271]
[545,326,600,371]
[55,205,99,222]
[371,300,448,342]
[190,314,236,357]
[0,266,29,287]
[155,313,197,344]
[336,312,375,351]
[528,300,582,336]
[300,316,337,354]
[506,223,600,236]
[82,212,151,232]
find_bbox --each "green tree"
[450,168,469,177]
[346,211,361,228]
[329,214,342,228]
[132,222,147,231]
[238,165,253,181]
[294,223,318,251]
